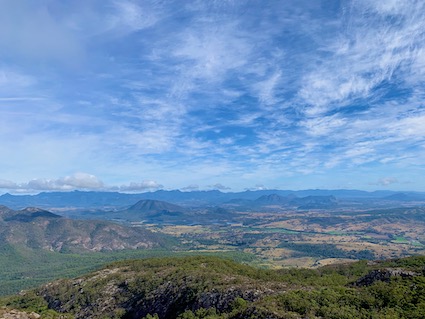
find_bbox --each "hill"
[0,206,61,222]
[384,192,425,202]
[114,199,186,223]
[110,200,235,225]
[126,199,184,214]
[253,194,337,209]
[290,195,338,209]
[0,206,172,252]
[254,193,295,205]
[2,255,425,319]
[0,205,180,296]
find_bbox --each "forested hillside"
[2,255,425,318]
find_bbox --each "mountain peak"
[5,207,62,222]
[127,199,183,213]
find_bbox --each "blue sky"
[1,0,425,193]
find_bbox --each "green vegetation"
[174,298,249,319]
[1,291,72,318]
[0,243,258,296]
[278,242,376,260]
[328,230,363,236]
[391,236,410,244]
[2,255,425,318]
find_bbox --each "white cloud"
[181,184,200,191]
[370,177,399,186]
[245,184,269,191]
[58,173,105,189]
[359,0,413,15]
[257,71,282,107]
[119,180,163,191]
[110,0,163,33]
[118,128,176,154]
[0,179,18,189]
[301,115,347,137]
[298,0,425,115]
[0,1,424,192]
[208,183,231,190]
[172,20,253,86]
[0,174,165,193]
[25,173,104,191]
[390,114,425,139]
[0,69,34,88]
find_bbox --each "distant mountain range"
[383,192,425,202]
[1,189,425,210]
[0,205,173,252]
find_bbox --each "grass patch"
[391,236,410,244]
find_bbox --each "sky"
[1,0,425,193]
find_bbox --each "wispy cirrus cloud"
[1,0,425,192]
[298,1,425,115]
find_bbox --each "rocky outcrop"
[353,268,418,287]
[0,308,40,319]
[41,275,277,319]
[35,257,285,319]
[194,287,267,311]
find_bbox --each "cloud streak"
[1,0,425,192]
